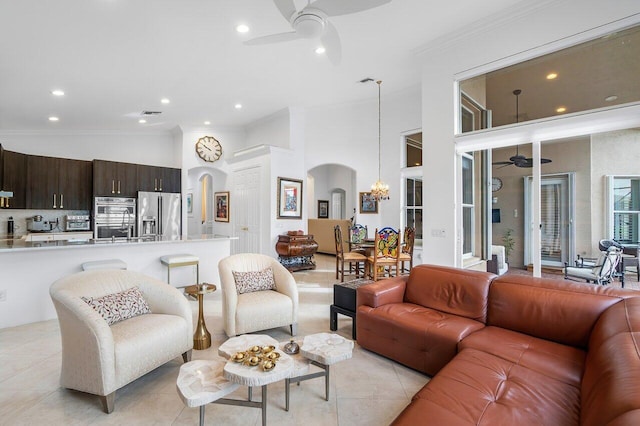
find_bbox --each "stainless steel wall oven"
[93,197,136,240]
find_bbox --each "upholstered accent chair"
[218,253,299,337]
[50,269,193,413]
[367,227,401,281]
[334,225,367,282]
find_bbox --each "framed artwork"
[214,192,230,222]
[318,200,329,218]
[277,177,303,219]
[186,193,193,215]
[359,192,378,214]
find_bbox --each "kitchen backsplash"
[0,209,90,238]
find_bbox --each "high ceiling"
[0,0,524,132]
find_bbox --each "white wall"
[245,108,291,149]
[418,0,640,267]
[304,86,422,235]
[0,131,179,167]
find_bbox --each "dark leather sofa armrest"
[357,276,407,308]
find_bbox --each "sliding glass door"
[525,174,575,267]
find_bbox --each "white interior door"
[232,167,261,254]
[331,191,343,219]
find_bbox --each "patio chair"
[564,246,622,285]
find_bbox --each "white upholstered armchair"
[218,253,298,337]
[49,269,193,413]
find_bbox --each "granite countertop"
[0,234,235,252]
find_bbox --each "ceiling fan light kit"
[492,89,552,168]
[244,0,391,65]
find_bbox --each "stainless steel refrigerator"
[137,191,181,240]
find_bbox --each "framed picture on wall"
[277,177,303,219]
[214,192,230,222]
[359,192,378,214]
[318,200,329,218]
[186,193,193,216]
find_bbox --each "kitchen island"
[0,234,235,329]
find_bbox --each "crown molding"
[413,0,561,58]
[0,129,172,137]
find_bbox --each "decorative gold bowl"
[262,345,276,354]
[248,345,262,354]
[232,352,247,363]
[234,346,281,371]
[261,360,276,371]
[266,351,280,360]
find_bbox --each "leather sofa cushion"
[357,303,484,375]
[581,298,640,426]
[459,326,585,386]
[405,265,494,323]
[392,348,581,425]
[489,274,627,349]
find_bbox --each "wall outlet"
[0,289,6,302]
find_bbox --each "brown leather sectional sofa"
[356,264,640,425]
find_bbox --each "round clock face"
[195,136,222,163]
[492,177,503,192]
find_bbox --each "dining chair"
[399,227,416,274]
[348,224,368,252]
[334,225,367,282]
[367,227,401,281]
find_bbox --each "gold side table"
[184,283,217,350]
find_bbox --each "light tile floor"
[0,254,429,426]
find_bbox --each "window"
[462,154,474,256]
[611,177,640,243]
[404,177,423,240]
[404,132,422,167]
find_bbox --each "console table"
[275,234,319,272]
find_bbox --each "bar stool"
[81,259,127,271]
[160,254,199,287]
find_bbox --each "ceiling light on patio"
[51,89,65,96]
[546,72,558,80]
[370,80,390,202]
[556,106,567,113]
[236,24,249,33]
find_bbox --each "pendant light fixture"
[370,80,390,201]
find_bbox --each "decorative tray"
[231,345,280,371]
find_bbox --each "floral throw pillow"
[82,287,151,326]
[232,267,276,294]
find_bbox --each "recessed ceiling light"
[161,98,170,104]
[51,90,65,96]
[605,95,618,102]
[234,104,242,109]
[556,106,567,113]
[236,24,249,33]
[204,121,211,125]
[315,46,326,54]
[138,119,147,124]
[48,116,59,122]
[546,73,558,80]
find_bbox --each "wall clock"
[195,136,222,163]
[492,177,503,192]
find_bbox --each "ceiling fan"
[243,0,392,65]
[492,89,552,168]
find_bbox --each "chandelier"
[370,80,390,201]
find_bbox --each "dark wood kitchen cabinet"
[26,155,92,210]
[93,160,138,197]
[1,149,28,209]
[137,164,181,193]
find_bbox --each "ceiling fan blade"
[540,158,552,164]
[320,21,341,65]
[496,163,514,169]
[492,161,513,166]
[273,0,297,21]
[244,31,300,46]
[311,0,391,17]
